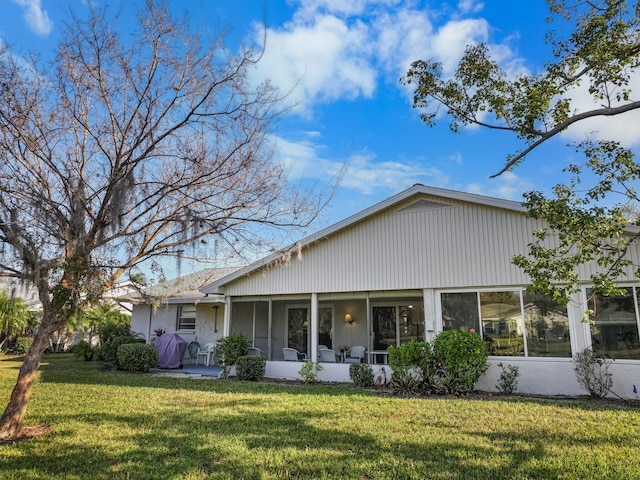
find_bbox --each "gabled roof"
[200,184,527,294]
[135,267,239,301]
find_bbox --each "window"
[372,303,425,350]
[588,287,640,360]
[318,306,333,349]
[441,292,479,332]
[176,304,196,331]
[440,289,571,357]
[523,292,571,357]
[286,306,309,355]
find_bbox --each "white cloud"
[12,0,53,37]
[457,0,484,14]
[252,1,517,117]
[559,70,640,148]
[255,14,377,116]
[295,0,402,19]
[465,170,533,200]
[271,133,447,195]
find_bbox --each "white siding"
[222,195,545,296]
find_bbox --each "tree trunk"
[0,318,54,440]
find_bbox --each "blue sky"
[2,0,640,277]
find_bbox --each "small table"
[368,350,389,365]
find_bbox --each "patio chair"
[247,347,262,357]
[344,345,366,363]
[195,342,216,367]
[318,348,337,363]
[282,347,306,361]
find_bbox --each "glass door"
[372,306,397,350]
[286,306,309,355]
[318,306,333,349]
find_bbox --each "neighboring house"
[137,184,640,398]
[0,277,41,311]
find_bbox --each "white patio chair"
[282,347,305,361]
[319,348,337,363]
[344,345,366,363]
[247,347,262,357]
[196,342,216,366]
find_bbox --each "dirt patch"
[0,424,53,446]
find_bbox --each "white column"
[223,296,231,337]
[310,293,319,362]
[423,288,436,342]
[366,292,371,362]
[267,298,273,360]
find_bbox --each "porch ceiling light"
[345,313,354,325]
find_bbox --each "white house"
[131,184,640,398]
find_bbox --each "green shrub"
[116,343,159,373]
[100,334,144,369]
[73,340,94,361]
[98,322,131,346]
[432,330,488,395]
[388,341,436,395]
[298,361,323,383]
[216,334,249,379]
[349,363,374,388]
[12,337,33,355]
[236,355,266,381]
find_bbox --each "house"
[130,268,238,344]
[131,184,640,398]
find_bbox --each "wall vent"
[395,199,452,214]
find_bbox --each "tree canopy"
[0,1,327,439]
[402,0,640,303]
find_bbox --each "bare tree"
[0,1,325,440]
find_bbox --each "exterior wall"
[221,196,544,296]
[194,303,225,346]
[131,302,226,348]
[261,358,639,399]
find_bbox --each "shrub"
[98,322,131,346]
[574,348,613,398]
[11,337,32,355]
[237,355,266,381]
[216,334,249,379]
[100,334,144,369]
[432,330,489,395]
[298,361,323,383]
[349,363,374,388]
[73,340,94,361]
[12,337,33,355]
[117,343,159,373]
[388,341,436,395]
[496,362,519,395]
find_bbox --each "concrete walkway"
[151,364,222,378]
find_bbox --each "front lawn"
[1,354,639,479]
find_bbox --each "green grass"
[1,355,639,480]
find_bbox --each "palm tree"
[0,290,30,350]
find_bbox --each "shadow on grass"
[2,355,640,479]
[1,402,566,480]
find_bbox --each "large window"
[176,304,196,331]
[588,287,640,360]
[440,290,571,357]
[372,303,425,350]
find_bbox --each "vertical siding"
[222,194,640,296]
